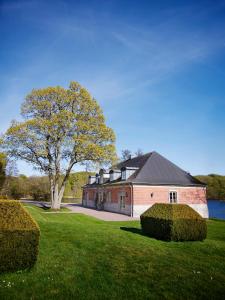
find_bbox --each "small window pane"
[169,191,177,203]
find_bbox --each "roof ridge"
[127,152,153,180]
[122,151,152,163]
[152,152,190,175]
[113,151,153,170]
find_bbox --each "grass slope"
[0,204,225,300]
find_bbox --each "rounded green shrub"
[140,203,207,241]
[0,200,40,273]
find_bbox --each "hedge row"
[0,200,40,273]
[140,203,207,241]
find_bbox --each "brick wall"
[83,184,208,217]
[83,186,131,204]
[133,185,206,205]
[83,185,132,215]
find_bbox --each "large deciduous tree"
[3,82,116,209]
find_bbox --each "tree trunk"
[51,182,60,210]
[50,182,66,210]
[58,184,66,206]
[50,178,54,205]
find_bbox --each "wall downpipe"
[129,183,134,217]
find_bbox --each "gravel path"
[21,200,138,221]
[66,204,138,221]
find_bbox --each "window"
[119,192,126,209]
[86,192,89,201]
[99,192,104,202]
[169,191,177,203]
[121,171,126,180]
[106,191,111,203]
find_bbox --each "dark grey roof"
[115,151,205,186]
[84,151,206,187]
[115,152,151,170]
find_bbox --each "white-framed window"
[121,170,126,180]
[99,191,104,202]
[119,192,126,209]
[169,191,177,203]
[106,191,111,203]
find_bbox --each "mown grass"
[40,206,70,212]
[0,204,225,300]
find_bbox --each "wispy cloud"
[99,7,225,98]
[4,1,225,104]
[1,0,225,175]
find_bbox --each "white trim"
[133,185,206,189]
[188,204,209,218]
[133,203,209,218]
[103,202,131,215]
[133,205,152,217]
[110,173,114,182]
[84,199,95,208]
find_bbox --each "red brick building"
[82,151,208,218]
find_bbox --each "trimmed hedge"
[140,203,207,241]
[0,200,40,273]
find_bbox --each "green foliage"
[1,172,89,201]
[1,175,50,200]
[0,200,40,273]
[196,174,225,200]
[0,153,6,190]
[140,203,207,241]
[28,176,50,201]
[3,176,28,200]
[64,171,94,199]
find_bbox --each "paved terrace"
[21,200,138,221]
[67,204,138,221]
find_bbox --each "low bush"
[140,203,207,241]
[0,200,40,273]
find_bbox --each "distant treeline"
[0,172,93,201]
[196,174,225,200]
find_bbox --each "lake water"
[207,199,225,220]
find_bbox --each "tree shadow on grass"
[39,203,50,210]
[120,227,146,237]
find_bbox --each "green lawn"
[40,206,71,212]
[0,205,225,300]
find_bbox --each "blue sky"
[0,0,225,176]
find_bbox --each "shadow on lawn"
[39,203,50,210]
[120,227,146,237]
